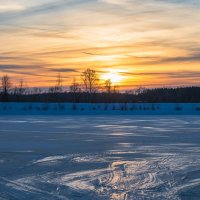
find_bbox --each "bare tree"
[70,78,81,93]
[82,68,99,93]
[54,73,63,93]
[49,73,63,94]
[17,79,26,95]
[104,79,119,94]
[104,79,112,94]
[113,85,119,94]
[70,78,81,103]
[1,75,12,95]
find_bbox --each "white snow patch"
[33,156,68,164]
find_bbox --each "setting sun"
[101,71,123,84]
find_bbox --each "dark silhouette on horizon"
[1,69,200,103]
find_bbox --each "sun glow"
[101,71,123,83]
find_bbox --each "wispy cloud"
[0,0,200,87]
[0,3,25,12]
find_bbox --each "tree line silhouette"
[1,68,200,103]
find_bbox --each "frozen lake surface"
[0,116,200,200]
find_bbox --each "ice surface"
[0,116,200,199]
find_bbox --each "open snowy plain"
[0,115,200,200]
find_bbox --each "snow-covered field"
[0,115,200,200]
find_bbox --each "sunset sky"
[0,0,200,89]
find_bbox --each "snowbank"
[0,103,200,115]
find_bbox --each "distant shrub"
[175,104,182,111]
[143,106,149,110]
[104,104,108,110]
[72,104,77,110]
[59,104,65,110]
[37,107,40,111]
[130,105,138,110]
[151,104,155,111]
[42,104,49,111]
[53,105,57,110]
[120,103,127,111]
[22,106,26,111]
[28,104,33,110]
[196,107,200,111]
[3,106,7,111]
[124,103,127,110]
